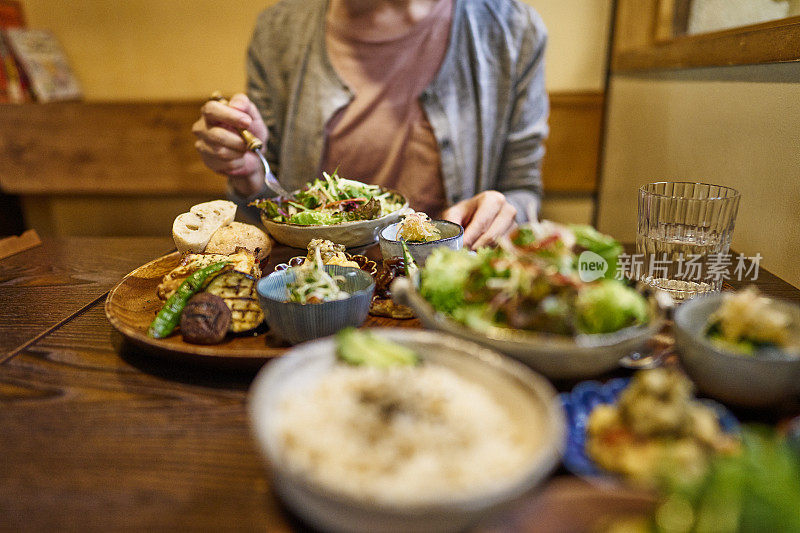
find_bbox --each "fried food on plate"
[157,249,259,301]
[306,239,359,268]
[587,368,737,486]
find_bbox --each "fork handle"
[208,91,264,152]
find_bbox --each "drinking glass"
[636,182,740,302]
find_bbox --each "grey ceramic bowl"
[379,220,463,265]
[260,201,410,250]
[391,278,666,380]
[248,328,565,533]
[674,292,800,407]
[256,265,374,344]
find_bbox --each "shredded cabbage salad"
[287,248,350,304]
[252,171,405,225]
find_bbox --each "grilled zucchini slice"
[205,271,264,333]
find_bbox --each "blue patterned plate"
[560,378,740,482]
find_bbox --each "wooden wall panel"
[543,92,604,193]
[1,94,604,197]
[0,102,223,195]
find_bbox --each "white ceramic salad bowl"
[255,173,411,249]
[261,205,409,250]
[391,278,666,380]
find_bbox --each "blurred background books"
[0,0,81,103]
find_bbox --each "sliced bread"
[205,222,272,261]
[172,200,237,254]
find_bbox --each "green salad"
[252,171,405,226]
[419,221,649,336]
[649,426,800,533]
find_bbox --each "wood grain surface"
[0,306,285,532]
[612,1,800,71]
[0,237,173,359]
[1,238,799,532]
[0,102,223,196]
[0,306,657,533]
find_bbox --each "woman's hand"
[192,93,268,197]
[442,190,518,249]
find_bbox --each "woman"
[193,0,548,248]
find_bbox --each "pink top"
[320,0,453,216]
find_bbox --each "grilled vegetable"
[148,261,229,338]
[205,270,264,333]
[180,293,232,345]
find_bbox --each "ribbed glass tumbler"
[636,182,740,302]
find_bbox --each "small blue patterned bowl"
[256,265,375,344]
[560,378,739,483]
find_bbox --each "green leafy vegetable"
[569,224,623,280]
[344,197,381,222]
[653,426,800,533]
[288,211,338,226]
[335,328,419,368]
[574,279,649,334]
[418,221,649,337]
[251,170,404,225]
[419,248,481,315]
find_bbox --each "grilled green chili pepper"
[401,240,419,287]
[147,261,229,338]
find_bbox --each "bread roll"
[205,222,272,261]
[172,200,237,254]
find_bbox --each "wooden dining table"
[2,237,799,532]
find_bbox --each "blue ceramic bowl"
[560,378,739,482]
[256,265,374,344]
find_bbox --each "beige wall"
[598,63,800,288]
[22,0,270,101]
[19,0,610,233]
[530,0,611,92]
[22,0,612,100]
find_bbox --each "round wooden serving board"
[104,251,422,367]
[104,252,290,367]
